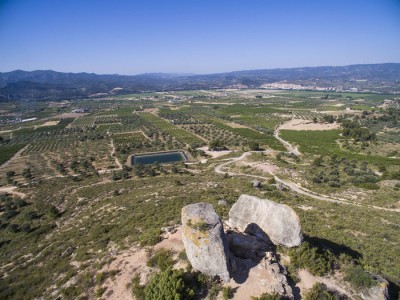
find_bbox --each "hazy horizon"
[1,0,400,75]
[2,61,400,77]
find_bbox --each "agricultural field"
[139,112,205,146]
[1,89,400,299]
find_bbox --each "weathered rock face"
[228,194,303,247]
[229,250,294,299]
[181,202,230,281]
[360,276,389,300]
[226,230,271,260]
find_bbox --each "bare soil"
[53,112,89,118]
[224,122,249,129]
[101,247,148,300]
[279,119,340,131]
[296,269,352,298]
[36,120,60,127]
[197,146,233,159]
[100,228,184,300]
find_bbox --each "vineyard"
[69,116,96,128]
[233,114,286,130]
[112,132,160,163]
[181,124,242,146]
[206,118,286,151]
[93,115,122,125]
[292,111,325,121]
[139,112,205,146]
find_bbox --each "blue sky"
[0,0,399,74]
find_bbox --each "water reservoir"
[131,150,187,165]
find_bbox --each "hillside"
[1,63,400,101]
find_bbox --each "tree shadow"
[305,235,362,260]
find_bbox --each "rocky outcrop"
[226,230,272,260]
[360,276,389,300]
[181,202,230,281]
[229,243,294,299]
[228,194,302,247]
[263,252,293,298]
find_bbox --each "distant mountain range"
[1,63,399,101]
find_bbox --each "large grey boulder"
[227,195,302,247]
[181,202,230,281]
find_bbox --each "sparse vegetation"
[303,282,338,300]
[0,89,399,299]
[343,265,376,290]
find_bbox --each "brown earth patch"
[279,119,340,131]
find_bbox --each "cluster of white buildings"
[260,82,335,91]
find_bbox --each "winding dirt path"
[97,138,123,174]
[274,125,300,156]
[214,152,400,213]
[110,139,122,169]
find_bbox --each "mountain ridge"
[1,63,399,101]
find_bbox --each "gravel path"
[214,152,400,213]
[274,126,301,156]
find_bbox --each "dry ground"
[99,226,310,300]
[36,120,60,128]
[296,269,353,299]
[197,146,233,159]
[279,119,340,131]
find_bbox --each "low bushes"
[288,242,335,276]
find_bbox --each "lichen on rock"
[181,202,230,281]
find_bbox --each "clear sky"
[0,0,400,74]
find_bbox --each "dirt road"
[274,126,301,156]
[214,152,400,213]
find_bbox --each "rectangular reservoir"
[131,150,187,165]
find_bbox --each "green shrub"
[95,286,106,298]
[222,286,232,300]
[208,282,220,300]
[147,249,174,271]
[343,265,376,290]
[303,282,338,300]
[21,223,31,233]
[7,223,19,233]
[62,285,82,300]
[251,292,282,300]
[47,205,60,219]
[139,228,162,246]
[2,209,18,220]
[95,272,107,285]
[144,268,195,300]
[178,250,188,262]
[14,198,27,208]
[131,275,145,300]
[24,210,39,221]
[288,242,335,276]
[354,182,380,190]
